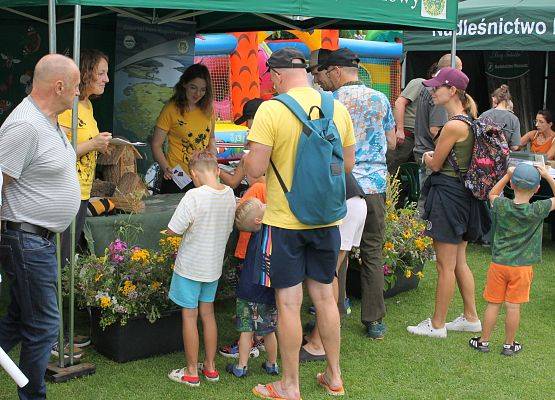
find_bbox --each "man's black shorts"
[255,224,340,289]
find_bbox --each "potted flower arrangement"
[348,175,434,298]
[72,233,183,362]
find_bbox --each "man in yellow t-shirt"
[244,48,355,400]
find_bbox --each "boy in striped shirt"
[166,151,236,387]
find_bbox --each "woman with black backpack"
[407,67,486,339]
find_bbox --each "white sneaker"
[407,318,447,338]
[168,367,200,387]
[445,314,482,332]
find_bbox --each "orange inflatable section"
[230,32,260,122]
[321,30,339,50]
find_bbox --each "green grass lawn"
[1,244,554,399]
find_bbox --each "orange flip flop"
[316,372,345,396]
[252,383,302,400]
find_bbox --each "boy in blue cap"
[469,163,555,355]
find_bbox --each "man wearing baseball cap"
[469,163,555,356]
[234,98,264,127]
[243,47,355,399]
[321,47,396,340]
[306,48,333,91]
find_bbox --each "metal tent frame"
[1,0,460,382]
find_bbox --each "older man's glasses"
[264,63,281,76]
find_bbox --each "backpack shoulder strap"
[269,94,309,195]
[319,91,334,120]
[273,94,310,127]
[450,114,473,125]
[270,159,288,194]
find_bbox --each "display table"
[84,193,183,256]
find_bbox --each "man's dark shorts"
[256,224,340,289]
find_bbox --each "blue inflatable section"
[195,34,402,59]
[195,34,238,55]
[267,38,402,59]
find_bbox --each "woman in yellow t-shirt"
[152,63,216,194]
[58,49,111,266]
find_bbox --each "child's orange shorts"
[483,262,533,304]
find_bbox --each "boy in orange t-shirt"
[234,177,266,259]
[219,174,266,359]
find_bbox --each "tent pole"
[401,52,407,88]
[48,0,56,53]
[46,4,95,383]
[68,4,82,367]
[48,0,65,371]
[544,52,549,109]
[450,30,457,68]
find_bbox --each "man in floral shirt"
[320,48,395,338]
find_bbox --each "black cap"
[318,48,360,71]
[234,98,264,125]
[307,48,332,72]
[266,48,307,72]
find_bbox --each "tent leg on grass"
[45,4,96,383]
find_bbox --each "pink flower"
[109,239,128,264]
[383,264,393,276]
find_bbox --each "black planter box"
[347,262,424,299]
[91,308,183,363]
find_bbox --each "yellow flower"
[98,256,107,264]
[402,230,413,239]
[384,241,395,251]
[94,273,103,282]
[387,213,399,222]
[405,270,412,278]
[121,280,137,296]
[416,271,424,279]
[385,199,393,207]
[414,238,427,251]
[131,248,150,265]
[151,281,161,290]
[99,296,111,308]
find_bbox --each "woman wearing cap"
[480,84,521,151]
[152,64,216,194]
[519,109,555,160]
[407,67,484,338]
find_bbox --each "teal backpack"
[270,92,347,225]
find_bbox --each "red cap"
[423,67,469,91]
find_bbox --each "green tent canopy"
[1,0,459,32]
[403,0,555,51]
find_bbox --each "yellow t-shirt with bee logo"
[58,100,99,200]
[156,101,215,175]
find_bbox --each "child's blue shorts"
[169,272,219,309]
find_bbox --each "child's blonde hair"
[235,198,264,232]
[189,150,218,173]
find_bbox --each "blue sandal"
[226,363,248,378]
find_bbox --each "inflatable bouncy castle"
[194,31,403,161]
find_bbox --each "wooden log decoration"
[116,172,149,197]
[97,144,143,185]
[90,179,116,198]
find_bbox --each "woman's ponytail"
[457,90,478,119]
